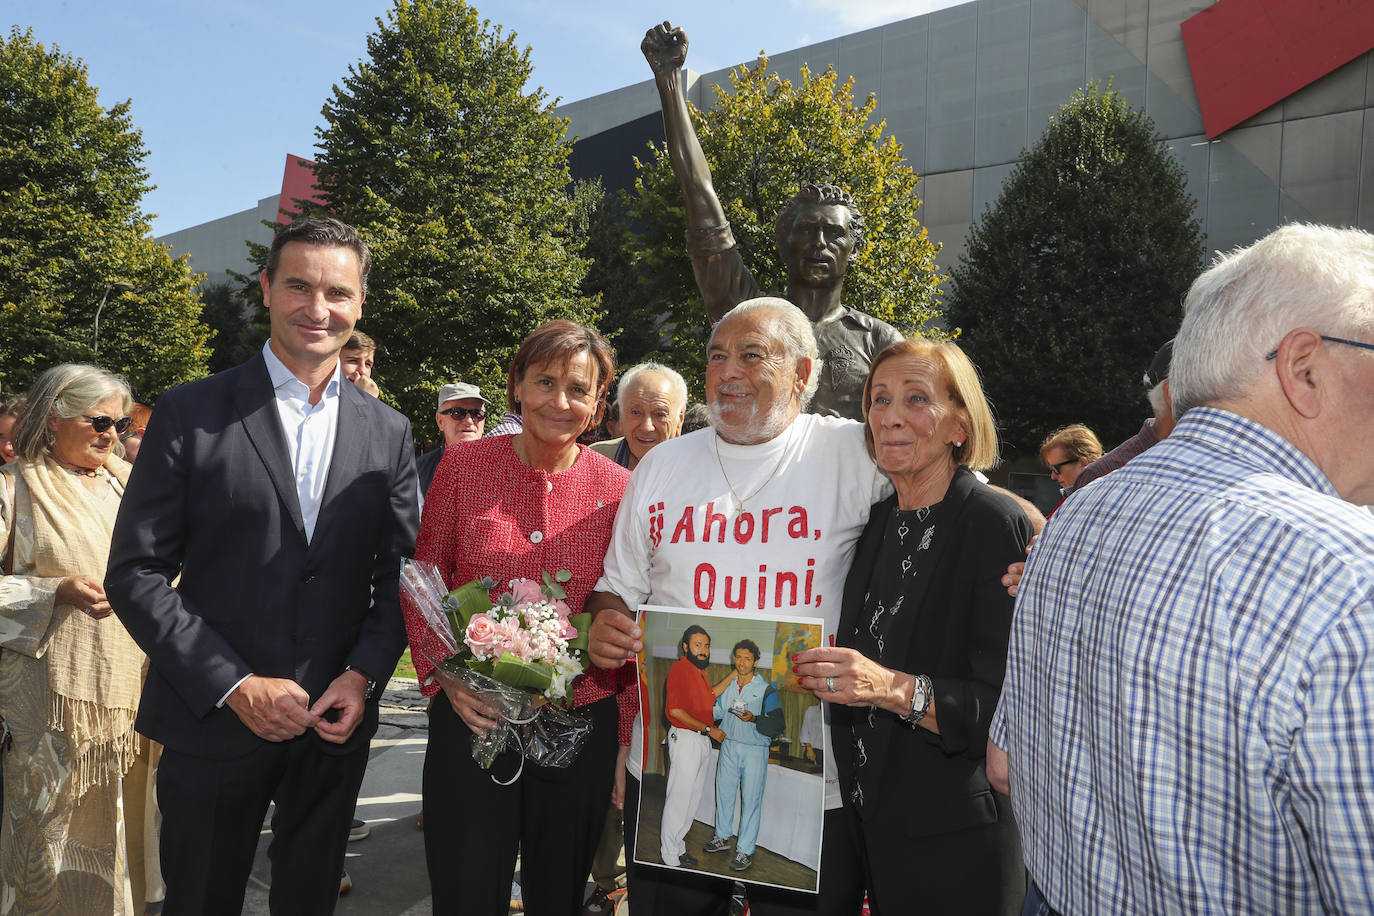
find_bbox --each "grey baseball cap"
[436,382,488,409]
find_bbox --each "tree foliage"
[307,0,597,433]
[199,280,267,375]
[624,58,944,390]
[0,27,210,399]
[946,83,1205,452]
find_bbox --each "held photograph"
[633,605,826,894]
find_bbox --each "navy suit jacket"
[106,353,419,758]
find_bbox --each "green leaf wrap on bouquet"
[566,611,592,654]
[444,580,494,645]
[491,652,554,693]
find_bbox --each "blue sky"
[9,0,954,236]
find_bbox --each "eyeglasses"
[1264,334,1374,360]
[84,414,132,436]
[1047,458,1078,475]
[439,406,486,421]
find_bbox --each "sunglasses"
[1047,458,1078,475]
[84,415,134,435]
[439,406,486,421]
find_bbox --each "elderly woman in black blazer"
[795,338,1031,915]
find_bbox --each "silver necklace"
[713,425,793,516]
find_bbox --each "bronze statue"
[642,20,904,421]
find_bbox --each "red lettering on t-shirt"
[733,512,755,544]
[804,557,815,605]
[671,507,696,543]
[761,507,783,543]
[704,502,728,543]
[723,574,746,609]
[788,506,809,539]
[694,563,716,608]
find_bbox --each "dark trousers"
[423,694,619,915]
[855,792,1025,916]
[157,735,369,916]
[623,773,867,916]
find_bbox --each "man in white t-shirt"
[589,296,889,915]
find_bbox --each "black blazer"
[106,353,419,758]
[832,467,1032,840]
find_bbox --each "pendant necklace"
[714,424,793,516]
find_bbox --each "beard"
[687,652,710,670]
[708,384,795,444]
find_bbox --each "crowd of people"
[0,209,1369,916]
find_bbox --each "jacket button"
[529,530,543,544]
[302,573,316,583]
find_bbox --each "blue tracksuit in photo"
[711,676,771,856]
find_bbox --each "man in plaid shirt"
[991,223,1374,914]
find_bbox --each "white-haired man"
[989,224,1374,913]
[589,296,890,914]
[593,362,688,470]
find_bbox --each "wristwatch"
[901,674,932,726]
[345,665,378,701]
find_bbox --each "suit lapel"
[233,355,307,543]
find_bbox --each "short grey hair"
[617,362,688,416]
[714,298,823,410]
[13,363,132,462]
[1171,223,1374,415]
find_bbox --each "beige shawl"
[16,453,143,794]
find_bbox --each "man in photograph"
[658,625,725,868]
[703,640,776,871]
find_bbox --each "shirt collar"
[261,340,342,402]
[1175,406,1339,499]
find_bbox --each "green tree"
[625,58,944,390]
[199,279,267,375]
[0,27,210,399]
[945,83,1205,452]
[308,0,597,430]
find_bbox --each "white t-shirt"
[597,413,891,808]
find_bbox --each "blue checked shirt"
[990,407,1374,913]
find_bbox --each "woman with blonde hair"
[0,363,162,914]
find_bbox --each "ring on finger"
[826,676,837,693]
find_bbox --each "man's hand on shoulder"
[225,675,319,742]
[310,669,370,744]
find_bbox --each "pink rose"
[507,579,544,607]
[465,614,500,655]
[552,599,572,619]
[559,619,579,641]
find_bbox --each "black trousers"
[423,694,619,915]
[157,734,370,916]
[623,773,867,916]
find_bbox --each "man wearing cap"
[416,382,488,497]
[1070,340,1175,494]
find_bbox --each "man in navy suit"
[106,216,419,915]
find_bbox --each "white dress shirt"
[261,340,342,543]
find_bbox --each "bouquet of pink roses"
[400,559,595,778]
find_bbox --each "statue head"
[775,182,866,290]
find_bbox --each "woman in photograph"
[796,338,1032,914]
[402,320,635,916]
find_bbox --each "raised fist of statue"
[642,21,688,75]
